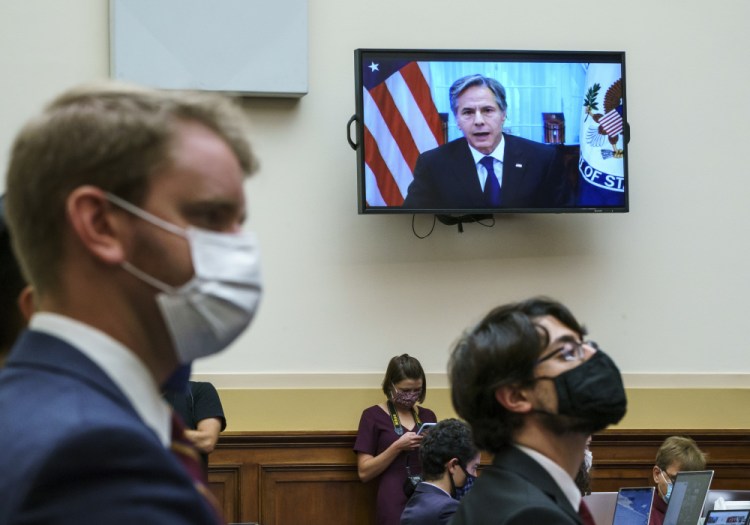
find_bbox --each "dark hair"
[449,74,508,116]
[448,297,584,453]
[0,196,27,359]
[419,419,479,481]
[381,354,427,403]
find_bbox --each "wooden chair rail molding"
[207,429,750,525]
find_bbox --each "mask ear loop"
[105,192,188,238]
[106,192,191,295]
[121,261,178,295]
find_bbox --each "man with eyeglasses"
[448,297,627,525]
[648,436,707,525]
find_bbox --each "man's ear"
[17,285,34,322]
[652,465,662,484]
[446,457,459,474]
[66,186,128,265]
[495,383,533,414]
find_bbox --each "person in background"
[0,195,32,366]
[164,380,227,476]
[575,435,593,496]
[0,81,261,524]
[400,418,480,525]
[354,354,438,525]
[448,297,627,525]
[648,436,707,525]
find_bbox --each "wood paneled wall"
[208,430,750,524]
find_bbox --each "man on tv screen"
[402,74,572,210]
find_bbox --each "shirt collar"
[29,312,172,446]
[515,443,582,512]
[468,134,505,165]
[421,481,452,497]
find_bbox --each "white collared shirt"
[468,138,505,191]
[515,443,582,513]
[421,481,452,497]
[30,312,172,447]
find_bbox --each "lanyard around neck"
[387,400,421,436]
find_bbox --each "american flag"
[361,59,445,207]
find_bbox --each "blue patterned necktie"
[480,156,501,207]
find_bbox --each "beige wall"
[2,1,749,431]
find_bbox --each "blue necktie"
[480,156,501,207]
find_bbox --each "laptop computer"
[583,492,618,525]
[703,509,750,525]
[704,491,750,517]
[612,487,655,525]
[663,470,715,525]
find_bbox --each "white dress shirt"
[515,443,582,513]
[468,138,505,191]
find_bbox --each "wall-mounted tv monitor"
[352,49,629,215]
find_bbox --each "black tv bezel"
[353,48,629,216]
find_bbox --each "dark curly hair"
[419,419,479,481]
[448,297,584,453]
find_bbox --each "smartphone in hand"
[416,422,436,435]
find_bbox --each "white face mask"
[106,192,263,363]
[584,449,593,472]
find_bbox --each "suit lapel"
[494,446,581,523]
[500,134,528,204]
[449,139,485,205]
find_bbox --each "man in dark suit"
[400,419,480,525]
[448,298,628,525]
[402,74,571,210]
[0,83,262,524]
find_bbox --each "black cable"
[411,214,437,239]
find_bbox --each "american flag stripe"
[363,88,413,199]
[600,109,623,135]
[397,62,443,150]
[363,60,444,207]
[363,126,403,205]
[373,79,421,171]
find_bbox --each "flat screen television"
[350,48,629,216]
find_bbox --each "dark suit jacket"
[401,482,459,525]
[0,330,219,524]
[448,446,583,525]
[402,135,571,211]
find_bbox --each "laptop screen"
[704,509,750,525]
[612,487,655,525]
[663,470,715,525]
[583,492,618,525]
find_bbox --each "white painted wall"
[2,0,749,386]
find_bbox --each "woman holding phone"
[354,354,437,525]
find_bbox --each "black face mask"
[537,350,627,434]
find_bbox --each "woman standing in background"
[354,354,437,525]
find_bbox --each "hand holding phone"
[416,422,436,435]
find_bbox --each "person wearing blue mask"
[0,82,262,524]
[400,418,480,525]
[649,436,707,525]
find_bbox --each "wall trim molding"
[193,372,750,389]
